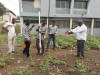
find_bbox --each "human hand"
[53,33,56,35]
[32,24,35,27]
[65,31,69,35]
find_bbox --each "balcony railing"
[56,8,70,14]
[72,9,87,15]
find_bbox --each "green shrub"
[74,60,87,75]
[56,35,100,50]
[40,60,50,72]
[53,60,66,65]
[56,35,76,50]
[17,70,31,75]
[0,22,5,26]
[16,36,23,47]
[0,63,6,68]
[68,68,75,73]
[16,24,21,34]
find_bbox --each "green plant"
[40,60,50,72]
[0,22,5,26]
[74,60,87,75]
[48,72,55,75]
[0,62,6,68]
[30,62,35,67]
[56,35,100,50]
[53,60,66,65]
[68,68,75,73]
[91,71,96,75]
[17,70,31,75]
[16,36,23,47]
[4,54,14,65]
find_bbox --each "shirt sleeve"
[22,25,29,40]
[71,26,87,33]
[55,26,58,34]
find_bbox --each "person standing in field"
[35,22,47,56]
[46,21,58,51]
[2,18,16,54]
[22,20,34,57]
[65,20,87,59]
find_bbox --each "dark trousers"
[47,34,56,49]
[77,40,85,57]
[36,39,44,55]
[23,41,30,57]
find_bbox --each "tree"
[0,2,6,16]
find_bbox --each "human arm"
[2,23,9,32]
[29,24,35,31]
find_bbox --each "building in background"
[19,0,100,35]
[2,9,16,22]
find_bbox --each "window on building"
[56,0,71,8]
[74,0,88,9]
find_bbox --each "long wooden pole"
[39,11,41,51]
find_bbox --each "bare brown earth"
[0,45,100,75]
[0,29,100,75]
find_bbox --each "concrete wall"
[20,0,100,18]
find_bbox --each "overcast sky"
[0,0,19,16]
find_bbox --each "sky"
[0,0,19,16]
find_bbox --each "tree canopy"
[0,2,6,16]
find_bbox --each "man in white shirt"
[46,21,58,50]
[65,20,87,59]
[35,22,47,55]
[22,20,34,57]
[2,18,16,54]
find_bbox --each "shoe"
[45,49,48,52]
[80,56,84,59]
[23,51,26,55]
[12,51,15,53]
[27,54,30,57]
[40,53,45,56]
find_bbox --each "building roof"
[4,9,16,16]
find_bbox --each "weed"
[40,60,50,72]
[0,62,6,68]
[17,70,31,75]
[91,71,96,75]
[68,68,75,73]
[30,62,35,67]
[53,60,66,65]
[48,72,55,75]
[74,60,87,75]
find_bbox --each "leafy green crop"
[53,60,66,65]
[17,70,31,75]
[40,60,50,72]
[56,35,100,50]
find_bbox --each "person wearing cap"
[2,18,16,54]
[22,20,34,57]
[35,22,47,55]
[65,20,87,59]
[46,21,58,50]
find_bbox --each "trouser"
[47,34,56,49]
[36,39,44,55]
[77,40,85,57]
[8,35,15,53]
[23,41,30,57]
